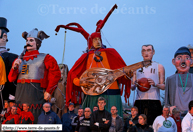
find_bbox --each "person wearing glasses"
[109,106,123,132]
[37,102,61,125]
[75,107,92,132]
[153,106,177,132]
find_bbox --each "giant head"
[0,17,9,47]
[172,46,192,74]
[141,44,155,61]
[89,32,102,50]
[22,28,49,51]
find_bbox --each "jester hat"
[55,4,118,50]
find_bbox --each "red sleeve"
[105,48,131,104]
[29,112,34,124]
[66,53,88,105]
[14,115,20,124]
[17,108,21,115]
[2,119,7,124]
[8,59,19,82]
[44,55,61,94]
[4,111,11,118]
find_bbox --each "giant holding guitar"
[79,60,152,95]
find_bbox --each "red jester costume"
[55,4,131,116]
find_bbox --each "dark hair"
[93,106,98,108]
[111,106,117,109]
[98,97,106,103]
[78,108,84,111]
[0,29,8,42]
[131,106,139,112]
[142,44,154,51]
[11,105,17,110]
[35,38,42,50]
[139,114,147,124]
[189,100,193,110]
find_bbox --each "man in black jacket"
[90,97,111,132]
[71,108,84,131]
[75,107,92,132]
[123,106,139,132]
[109,106,124,132]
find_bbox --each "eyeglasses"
[84,111,90,112]
[111,109,117,110]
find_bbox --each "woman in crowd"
[129,114,153,132]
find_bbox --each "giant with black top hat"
[0,17,9,32]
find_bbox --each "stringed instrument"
[79,60,152,95]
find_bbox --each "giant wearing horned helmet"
[8,28,61,123]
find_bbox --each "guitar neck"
[113,61,151,78]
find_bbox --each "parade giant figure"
[55,4,131,116]
[165,46,193,112]
[187,44,193,73]
[132,44,165,125]
[8,28,61,123]
[0,17,18,112]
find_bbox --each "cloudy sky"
[1,0,193,105]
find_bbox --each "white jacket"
[182,112,193,132]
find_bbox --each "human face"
[141,45,155,61]
[131,108,138,117]
[78,109,84,117]
[23,104,29,112]
[189,107,193,115]
[138,115,146,125]
[93,106,98,112]
[110,106,118,115]
[92,37,102,49]
[172,54,192,74]
[174,112,180,119]
[43,104,51,113]
[84,108,91,118]
[68,105,74,112]
[0,30,7,46]
[98,100,106,110]
[26,37,37,52]
[4,102,9,108]
[9,102,15,107]
[11,107,17,115]
[162,107,170,117]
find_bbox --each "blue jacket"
[61,111,77,132]
[37,110,62,132]
[38,110,62,124]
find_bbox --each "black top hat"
[8,99,15,103]
[0,17,9,32]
